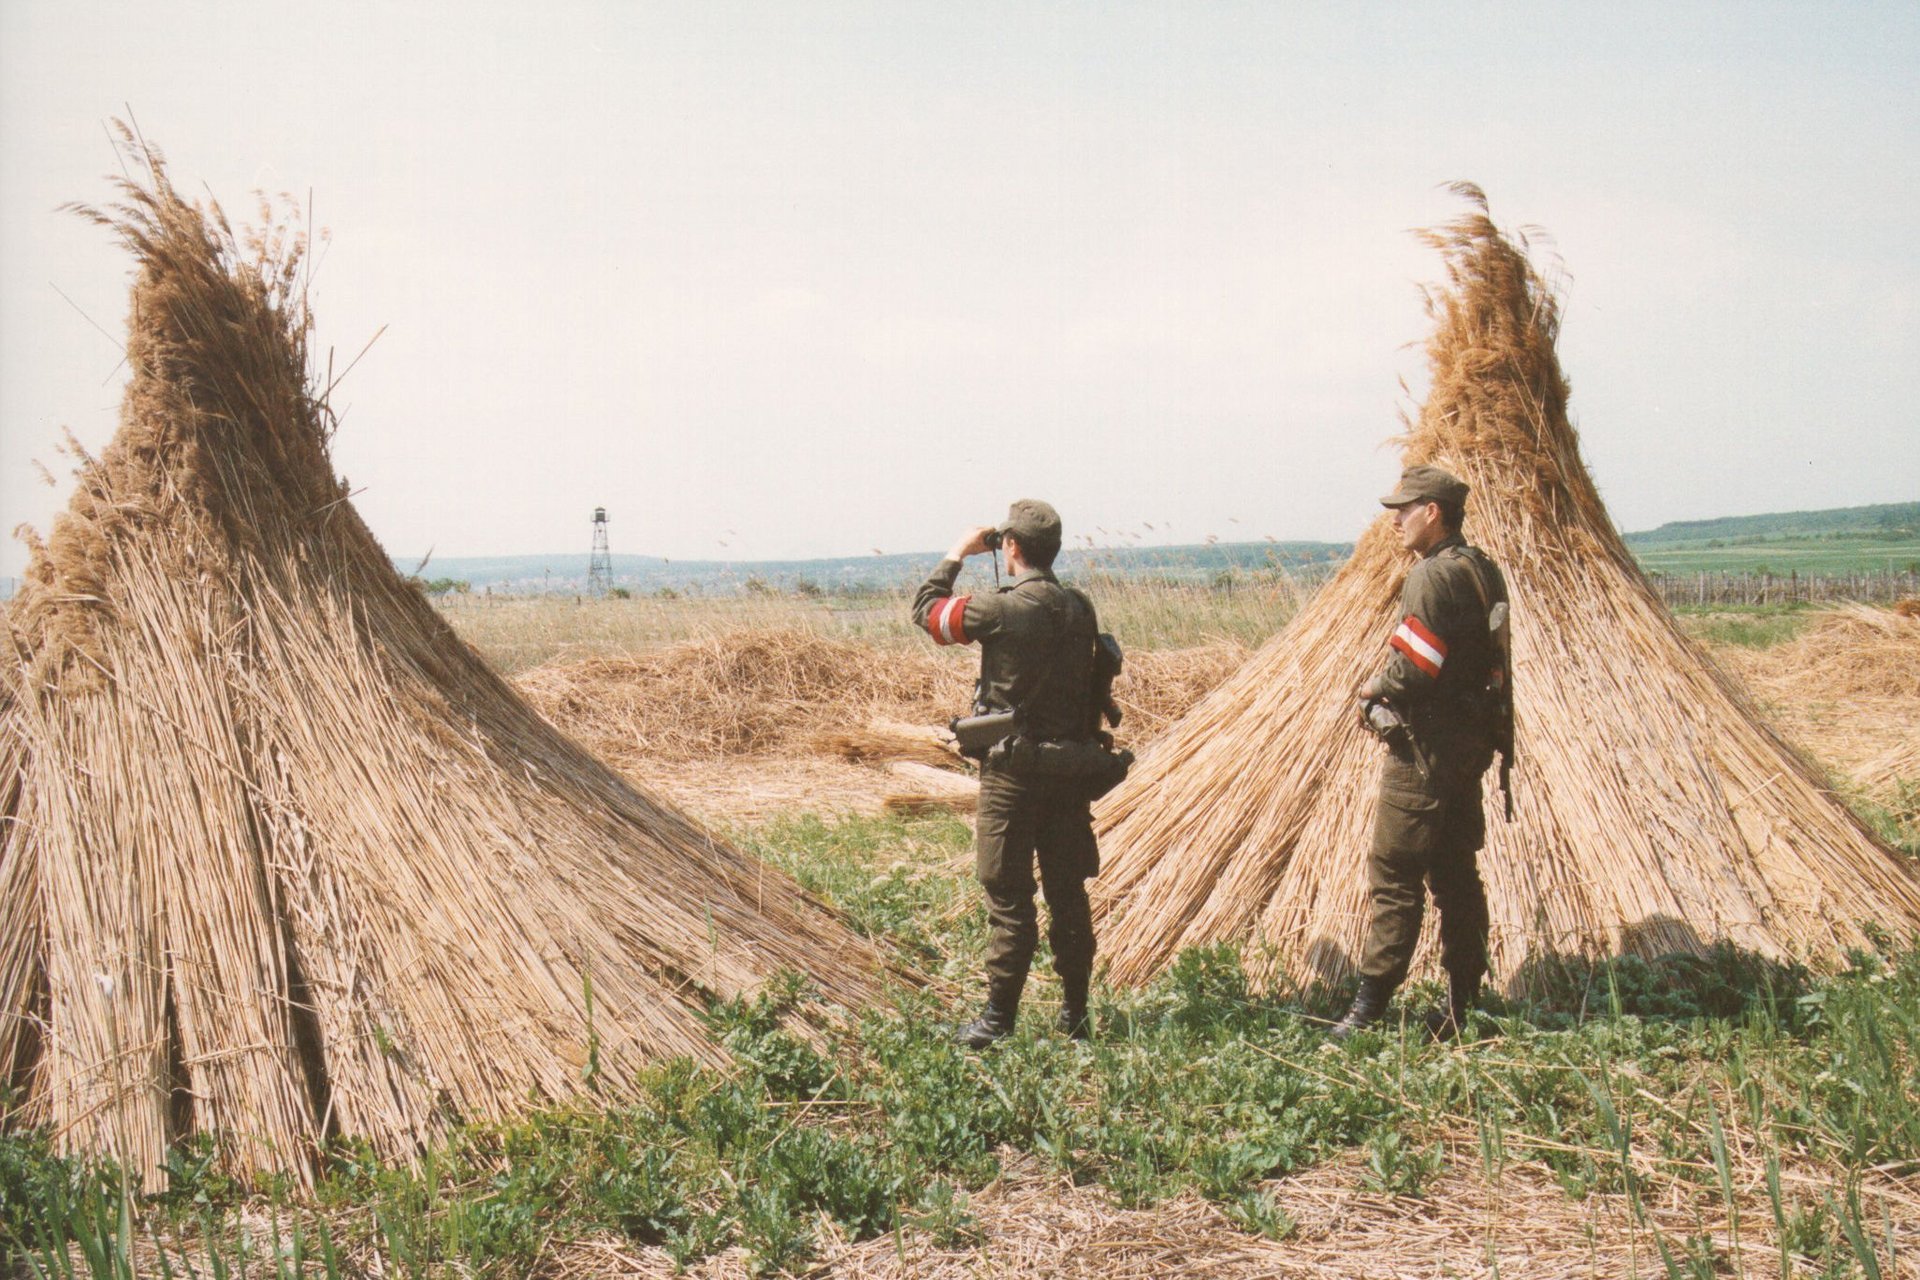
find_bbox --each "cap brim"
[1380,490,1417,507]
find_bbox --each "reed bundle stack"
[1090,188,1920,990]
[0,140,888,1186]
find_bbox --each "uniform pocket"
[1371,775,1445,867]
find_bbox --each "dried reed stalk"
[811,725,963,771]
[882,761,980,816]
[1091,186,1920,990]
[0,133,890,1185]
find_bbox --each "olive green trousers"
[975,764,1099,1010]
[1358,751,1489,992]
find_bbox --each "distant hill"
[1618,502,1920,577]
[1623,502,1920,548]
[403,541,1353,595]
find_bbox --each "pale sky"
[3,1,1916,579]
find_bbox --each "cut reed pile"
[1091,186,1920,990]
[1734,603,1920,703]
[1718,604,1920,805]
[513,631,973,765]
[512,632,1246,772]
[0,136,890,1187]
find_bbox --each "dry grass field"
[438,568,1307,676]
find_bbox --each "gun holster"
[950,709,1019,760]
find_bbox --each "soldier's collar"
[1007,567,1057,587]
[1422,532,1467,560]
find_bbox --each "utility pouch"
[993,736,1136,800]
[950,709,1019,760]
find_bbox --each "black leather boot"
[1424,971,1481,1042]
[955,980,1021,1050]
[1329,978,1393,1042]
[955,1005,1015,1049]
[1057,973,1092,1041]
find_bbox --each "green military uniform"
[912,501,1102,1039]
[1360,530,1507,991]
[1339,466,1509,1039]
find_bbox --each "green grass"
[10,812,1916,1279]
[1672,602,1821,649]
[1848,780,1920,861]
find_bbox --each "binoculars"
[982,527,1004,551]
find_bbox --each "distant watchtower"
[588,507,613,596]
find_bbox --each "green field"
[1633,534,1920,577]
[1625,502,1920,577]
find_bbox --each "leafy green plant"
[735,1181,812,1276]
[1358,1129,1443,1198]
[1221,1187,1296,1240]
[903,1179,982,1248]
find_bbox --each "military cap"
[1380,465,1469,510]
[997,498,1062,549]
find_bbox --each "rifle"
[1458,550,1515,821]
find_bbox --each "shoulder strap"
[1449,545,1493,613]
[1065,585,1099,631]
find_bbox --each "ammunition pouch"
[950,709,1019,761]
[989,735,1135,800]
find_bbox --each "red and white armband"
[925,595,972,645]
[1389,614,1447,677]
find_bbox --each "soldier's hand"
[948,526,997,561]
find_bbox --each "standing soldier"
[913,500,1116,1048]
[1334,465,1511,1042]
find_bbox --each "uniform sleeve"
[1369,561,1452,707]
[911,560,1012,646]
[959,591,1009,643]
[911,559,966,641]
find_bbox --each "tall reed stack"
[0,135,887,1186]
[1090,187,1920,990]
